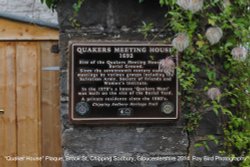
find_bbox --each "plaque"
[69,42,179,124]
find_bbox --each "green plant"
[40,0,58,10]
[69,0,85,28]
[158,0,250,166]
[138,21,155,39]
[184,112,202,133]
[41,0,85,27]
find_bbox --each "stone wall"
[0,0,57,24]
[57,0,226,167]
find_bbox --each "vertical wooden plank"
[16,42,41,167]
[0,42,17,167]
[41,42,62,167]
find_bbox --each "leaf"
[203,141,210,151]
[212,106,219,116]
[208,18,216,26]
[221,108,233,117]
[138,21,154,38]
[206,69,216,81]
[196,40,205,48]
[194,143,203,148]
[208,135,219,145]
[159,0,166,6]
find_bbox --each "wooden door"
[0,41,61,167]
[0,42,17,167]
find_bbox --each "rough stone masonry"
[56,0,225,167]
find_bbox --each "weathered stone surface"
[63,160,188,167]
[62,126,188,155]
[197,112,222,136]
[57,0,167,31]
[62,149,188,167]
[57,1,189,167]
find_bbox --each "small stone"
[136,128,145,133]
[113,34,121,39]
[121,25,130,32]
